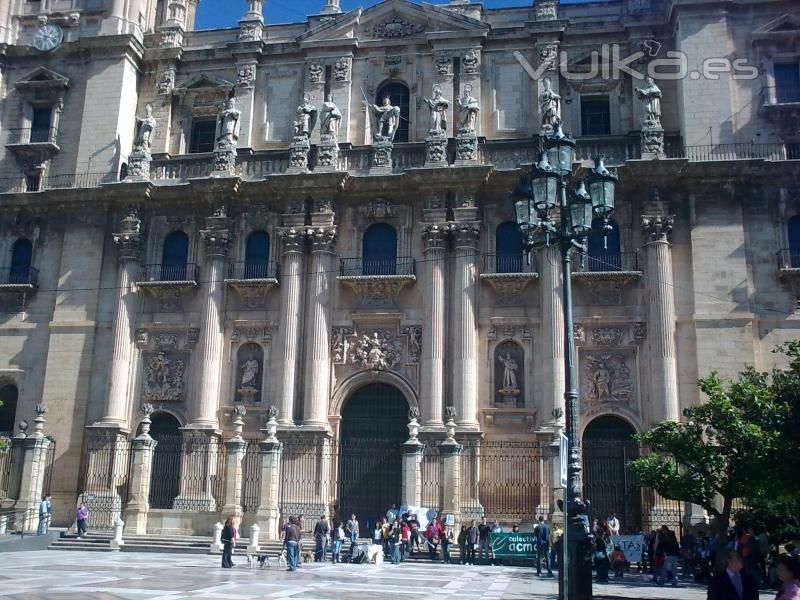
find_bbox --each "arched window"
[161,231,189,281]
[376,81,410,143]
[362,223,397,275]
[587,219,621,271]
[236,343,263,402]
[0,384,19,435]
[494,341,524,407]
[244,231,270,279]
[495,222,524,273]
[788,216,800,267]
[9,238,33,284]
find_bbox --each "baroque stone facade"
[0,0,799,535]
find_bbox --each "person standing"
[408,512,421,554]
[775,554,800,600]
[425,517,442,560]
[313,514,329,562]
[658,526,680,586]
[458,525,468,565]
[535,515,553,577]
[332,520,344,563]
[37,494,52,536]
[400,520,410,561]
[707,550,758,600]
[477,516,492,564]
[346,513,359,546]
[549,522,563,572]
[442,525,454,564]
[607,512,620,536]
[284,516,301,571]
[465,520,479,565]
[390,520,402,564]
[75,503,89,539]
[221,516,236,568]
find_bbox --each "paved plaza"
[0,550,774,600]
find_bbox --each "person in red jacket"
[425,517,443,560]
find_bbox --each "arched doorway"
[147,413,182,509]
[337,383,408,525]
[582,415,641,532]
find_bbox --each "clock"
[33,23,63,52]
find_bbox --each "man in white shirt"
[37,494,51,535]
[607,512,620,535]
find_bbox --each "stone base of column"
[314,134,340,172]
[369,138,393,175]
[425,131,448,167]
[453,130,478,166]
[287,136,311,173]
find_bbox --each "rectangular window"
[774,62,800,103]
[189,119,216,153]
[581,96,611,136]
[30,107,53,143]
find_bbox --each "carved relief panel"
[135,327,199,404]
[330,323,421,385]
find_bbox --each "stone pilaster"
[274,228,304,425]
[401,414,423,507]
[125,407,158,534]
[222,407,247,518]
[538,244,566,425]
[97,209,143,429]
[641,215,679,424]
[420,224,449,428]
[192,208,232,429]
[256,410,283,539]
[452,224,480,430]
[302,227,336,429]
[439,415,462,526]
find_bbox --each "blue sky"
[195,0,574,29]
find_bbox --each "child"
[611,545,628,578]
[651,550,666,584]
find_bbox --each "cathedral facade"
[0,0,799,535]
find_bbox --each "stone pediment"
[299,0,488,45]
[175,73,234,94]
[15,67,70,91]
[752,13,800,39]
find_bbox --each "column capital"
[278,227,304,255]
[113,208,144,262]
[453,223,480,249]
[422,223,450,252]
[200,206,234,258]
[306,226,337,254]
[641,214,674,243]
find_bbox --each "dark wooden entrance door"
[337,383,408,526]
[582,416,641,533]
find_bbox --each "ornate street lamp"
[512,127,617,600]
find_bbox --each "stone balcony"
[337,256,417,308]
[479,253,538,306]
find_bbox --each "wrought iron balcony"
[225,261,280,308]
[0,266,39,289]
[6,127,59,145]
[139,263,200,284]
[227,260,280,281]
[573,251,640,274]
[481,253,537,275]
[671,142,792,161]
[777,248,800,270]
[480,253,538,306]
[339,257,416,277]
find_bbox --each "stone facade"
[0,0,799,534]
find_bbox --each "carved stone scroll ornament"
[236,63,256,88]
[434,53,451,77]
[307,62,324,84]
[330,326,353,363]
[157,69,175,95]
[333,57,351,81]
[462,50,479,75]
[368,17,424,38]
[143,351,186,402]
[401,325,422,364]
[590,327,623,346]
[582,352,633,406]
[348,330,403,371]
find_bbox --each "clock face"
[33,23,63,52]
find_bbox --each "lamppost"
[511,123,617,600]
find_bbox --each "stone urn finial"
[232,404,246,439]
[139,404,154,438]
[263,404,279,442]
[33,404,48,438]
[407,407,420,443]
[444,406,457,442]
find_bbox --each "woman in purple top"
[75,503,89,538]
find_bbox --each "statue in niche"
[134,104,157,152]
[538,77,561,130]
[499,352,519,391]
[237,344,262,401]
[293,94,318,138]
[320,93,342,138]
[495,342,523,407]
[424,85,450,135]
[635,77,662,127]
[215,97,241,150]
[364,95,400,142]
[456,84,480,133]
[240,352,259,389]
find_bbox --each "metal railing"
[140,263,200,283]
[482,253,536,275]
[0,266,39,286]
[7,127,59,145]
[574,251,640,273]
[673,142,791,161]
[761,85,800,106]
[227,260,279,280]
[339,256,416,277]
[777,248,800,269]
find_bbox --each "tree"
[629,359,792,572]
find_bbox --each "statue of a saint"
[149,351,170,388]
[592,366,611,402]
[424,85,450,134]
[456,84,480,133]
[215,98,241,151]
[320,93,342,138]
[293,94,318,138]
[240,354,259,389]
[365,95,401,142]
[134,104,157,152]
[538,77,561,129]
[635,77,662,127]
[499,352,519,391]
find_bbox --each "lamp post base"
[558,533,594,600]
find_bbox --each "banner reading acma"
[489,533,538,559]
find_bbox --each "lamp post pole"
[512,124,617,600]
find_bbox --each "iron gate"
[79,436,132,529]
[582,438,642,532]
[0,439,14,501]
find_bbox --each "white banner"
[606,535,644,563]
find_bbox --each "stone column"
[302,227,337,428]
[274,228,304,425]
[97,209,143,429]
[401,413,424,507]
[452,224,480,430]
[125,406,158,534]
[192,207,233,429]
[256,408,283,540]
[439,411,462,525]
[641,215,679,424]
[538,244,566,424]
[9,406,51,532]
[222,406,247,518]
[420,225,448,427]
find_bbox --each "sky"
[194,0,581,29]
